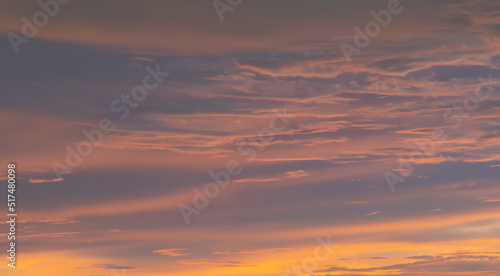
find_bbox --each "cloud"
[153,248,189,257]
[365,211,383,216]
[177,260,254,267]
[21,232,80,238]
[478,196,500,202]
[285,170,310,178]
[407,65,500,81]
[233,178,281,183]
[29,178,64,184]
[212,248,290,255]
[79,264,137,270]
[2,1,500,275]
[319,252,500,274]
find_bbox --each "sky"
[1,0,500,275]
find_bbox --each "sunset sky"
[1,0,500,275]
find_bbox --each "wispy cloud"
[153,248,189,257]
[28,178,64,184]
[212,248,290,255]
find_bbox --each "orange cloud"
[153,248,189,257]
